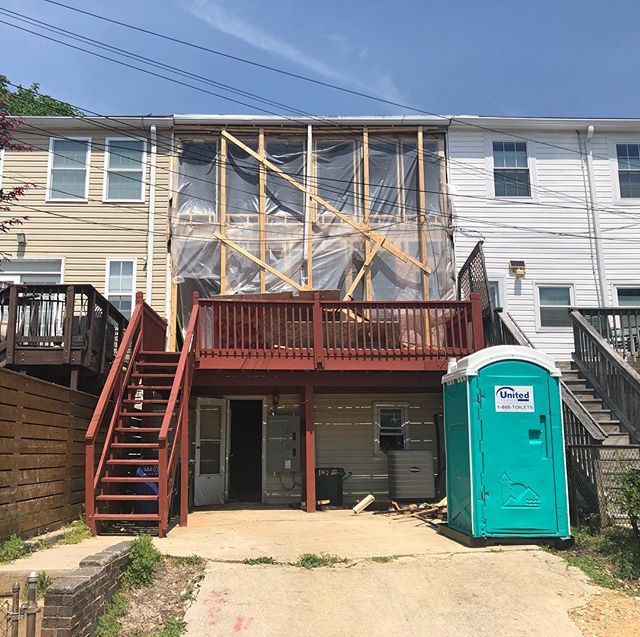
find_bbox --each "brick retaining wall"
[41,541,131,637]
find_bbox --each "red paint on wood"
[304,384,316,513]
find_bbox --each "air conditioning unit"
[388,450,435,500]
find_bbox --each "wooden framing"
[221,130,431,276]
[304,384,316,513]
[362,128,372,300]
[258,129,267,292]
[220,133,228,295]
[343,242,380,301]
[417,126,430,301]
[305,125,314,288]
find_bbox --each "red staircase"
[85,292,199,536]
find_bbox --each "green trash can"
[441,346,571,546]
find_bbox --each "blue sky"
[2,0,640,117]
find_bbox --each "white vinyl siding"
[47,137,90,201]
[106,259,136,318]
[104,138,146,201]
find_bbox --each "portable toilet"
[441,346,570,545]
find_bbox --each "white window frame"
[373,402,409,455]
[0,257,65,283]
[45,137,91,202]
[105,257,137,317]
[613,284,640,307]
[608,138,640,205]
[488,277,506,310]
[485,136,538,202]
[102,137,147,203]
[534,283,574,332]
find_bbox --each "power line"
[37,0,640,166]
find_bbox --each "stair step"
[127,385,172,391]
[589,410,617,422]
[115,427,160,433]
[92,513,161,521]
[111,442,159,449]
[131,373,175,379]
[119,411,166,418]
[604,432,631,445]
[122,398,170,404]
[139,350,179,360]
[96,494,158,501]
[580,399,604,409]
[135,361,178,368]
[101,476,159,483]
[570,389,596,399]
[107,459,159,465]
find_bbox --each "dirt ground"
[570,591,640,637]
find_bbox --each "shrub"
[122,535,162,589]
[96,591,128,637]
[614,465,640,538]
[0,534,30,564]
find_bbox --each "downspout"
[146,124,158,304]
[582,125,608,307]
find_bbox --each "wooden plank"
[343,242,381,301]
[259,128,267,292]
[213,231,308,292]
[417,126,430,301]
[362,128,372,300]
[222,130,431,274]
[305,124,314,288]
[220,133,228,294]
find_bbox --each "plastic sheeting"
[171,131,454,325]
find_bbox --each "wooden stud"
[221,130,431,275]
[417,126,430,301]
[258,128,267,292]
[306,125,314,288]
[220,133,228,295]
[362,128,372,300]
[304,384,316,513]
[343,241,381,301]
[169,281,178,352]
[213,231,307,292]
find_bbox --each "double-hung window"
[47,138,90,200]
[374,404,409,454]
[106,259,135,318]
[616,144,640,199]
[104,138,146,201]
[537,285,573,328]
[616,287,640,306]
[493,141,531,197]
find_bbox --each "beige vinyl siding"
[263,392,442,505]
[0,126,171,317]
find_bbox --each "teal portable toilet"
[441,346,570,546]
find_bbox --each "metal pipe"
[581,125,608,307]
[146,124,158,304]
[25,572,37,637]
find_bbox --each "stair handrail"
[158,293,200,532]
[493,308,607,443]
[571,309,640,443]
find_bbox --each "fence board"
[0,367,97,540]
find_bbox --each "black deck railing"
[0,284,127,380]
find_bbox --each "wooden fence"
[0,367,97,540]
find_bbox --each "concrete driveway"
[169,509,598,637]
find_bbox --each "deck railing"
[578,307,640,362]
[196,293,483,370]
[0,284,127,376]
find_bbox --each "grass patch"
[369,555,400,564]
[292,553,348,569]
[0,534,30,564]
[555,526,640,591]
[60,518,92,545]
[242,556,278,566]
[147,618,187,637]
[122,535,162,589]
[176,554,206,568]
[96,590,129,637]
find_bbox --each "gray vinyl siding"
[449,125,640,361]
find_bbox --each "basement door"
[194,398,226,506]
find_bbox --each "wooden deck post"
[5,285,18,365]
[304,384,316,513]
[470,292,485,351]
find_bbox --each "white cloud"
[183,0,406,106]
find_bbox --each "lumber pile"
[383,497,447,522]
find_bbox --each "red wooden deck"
[195,294,483,372]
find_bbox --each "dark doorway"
[228,400,263,501]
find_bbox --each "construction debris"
[381,497,447,522]
[352,494,376,514]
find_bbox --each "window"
[493,141,531,197]
[0,259,63,284]
[488,279,505,309]
[537,285,573,328]
[374,404,408,454]
[47,138,90,200]
[104,138,145,201]
[106,259,135,318]
[616,144,640,199]
[616,287,640,306]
